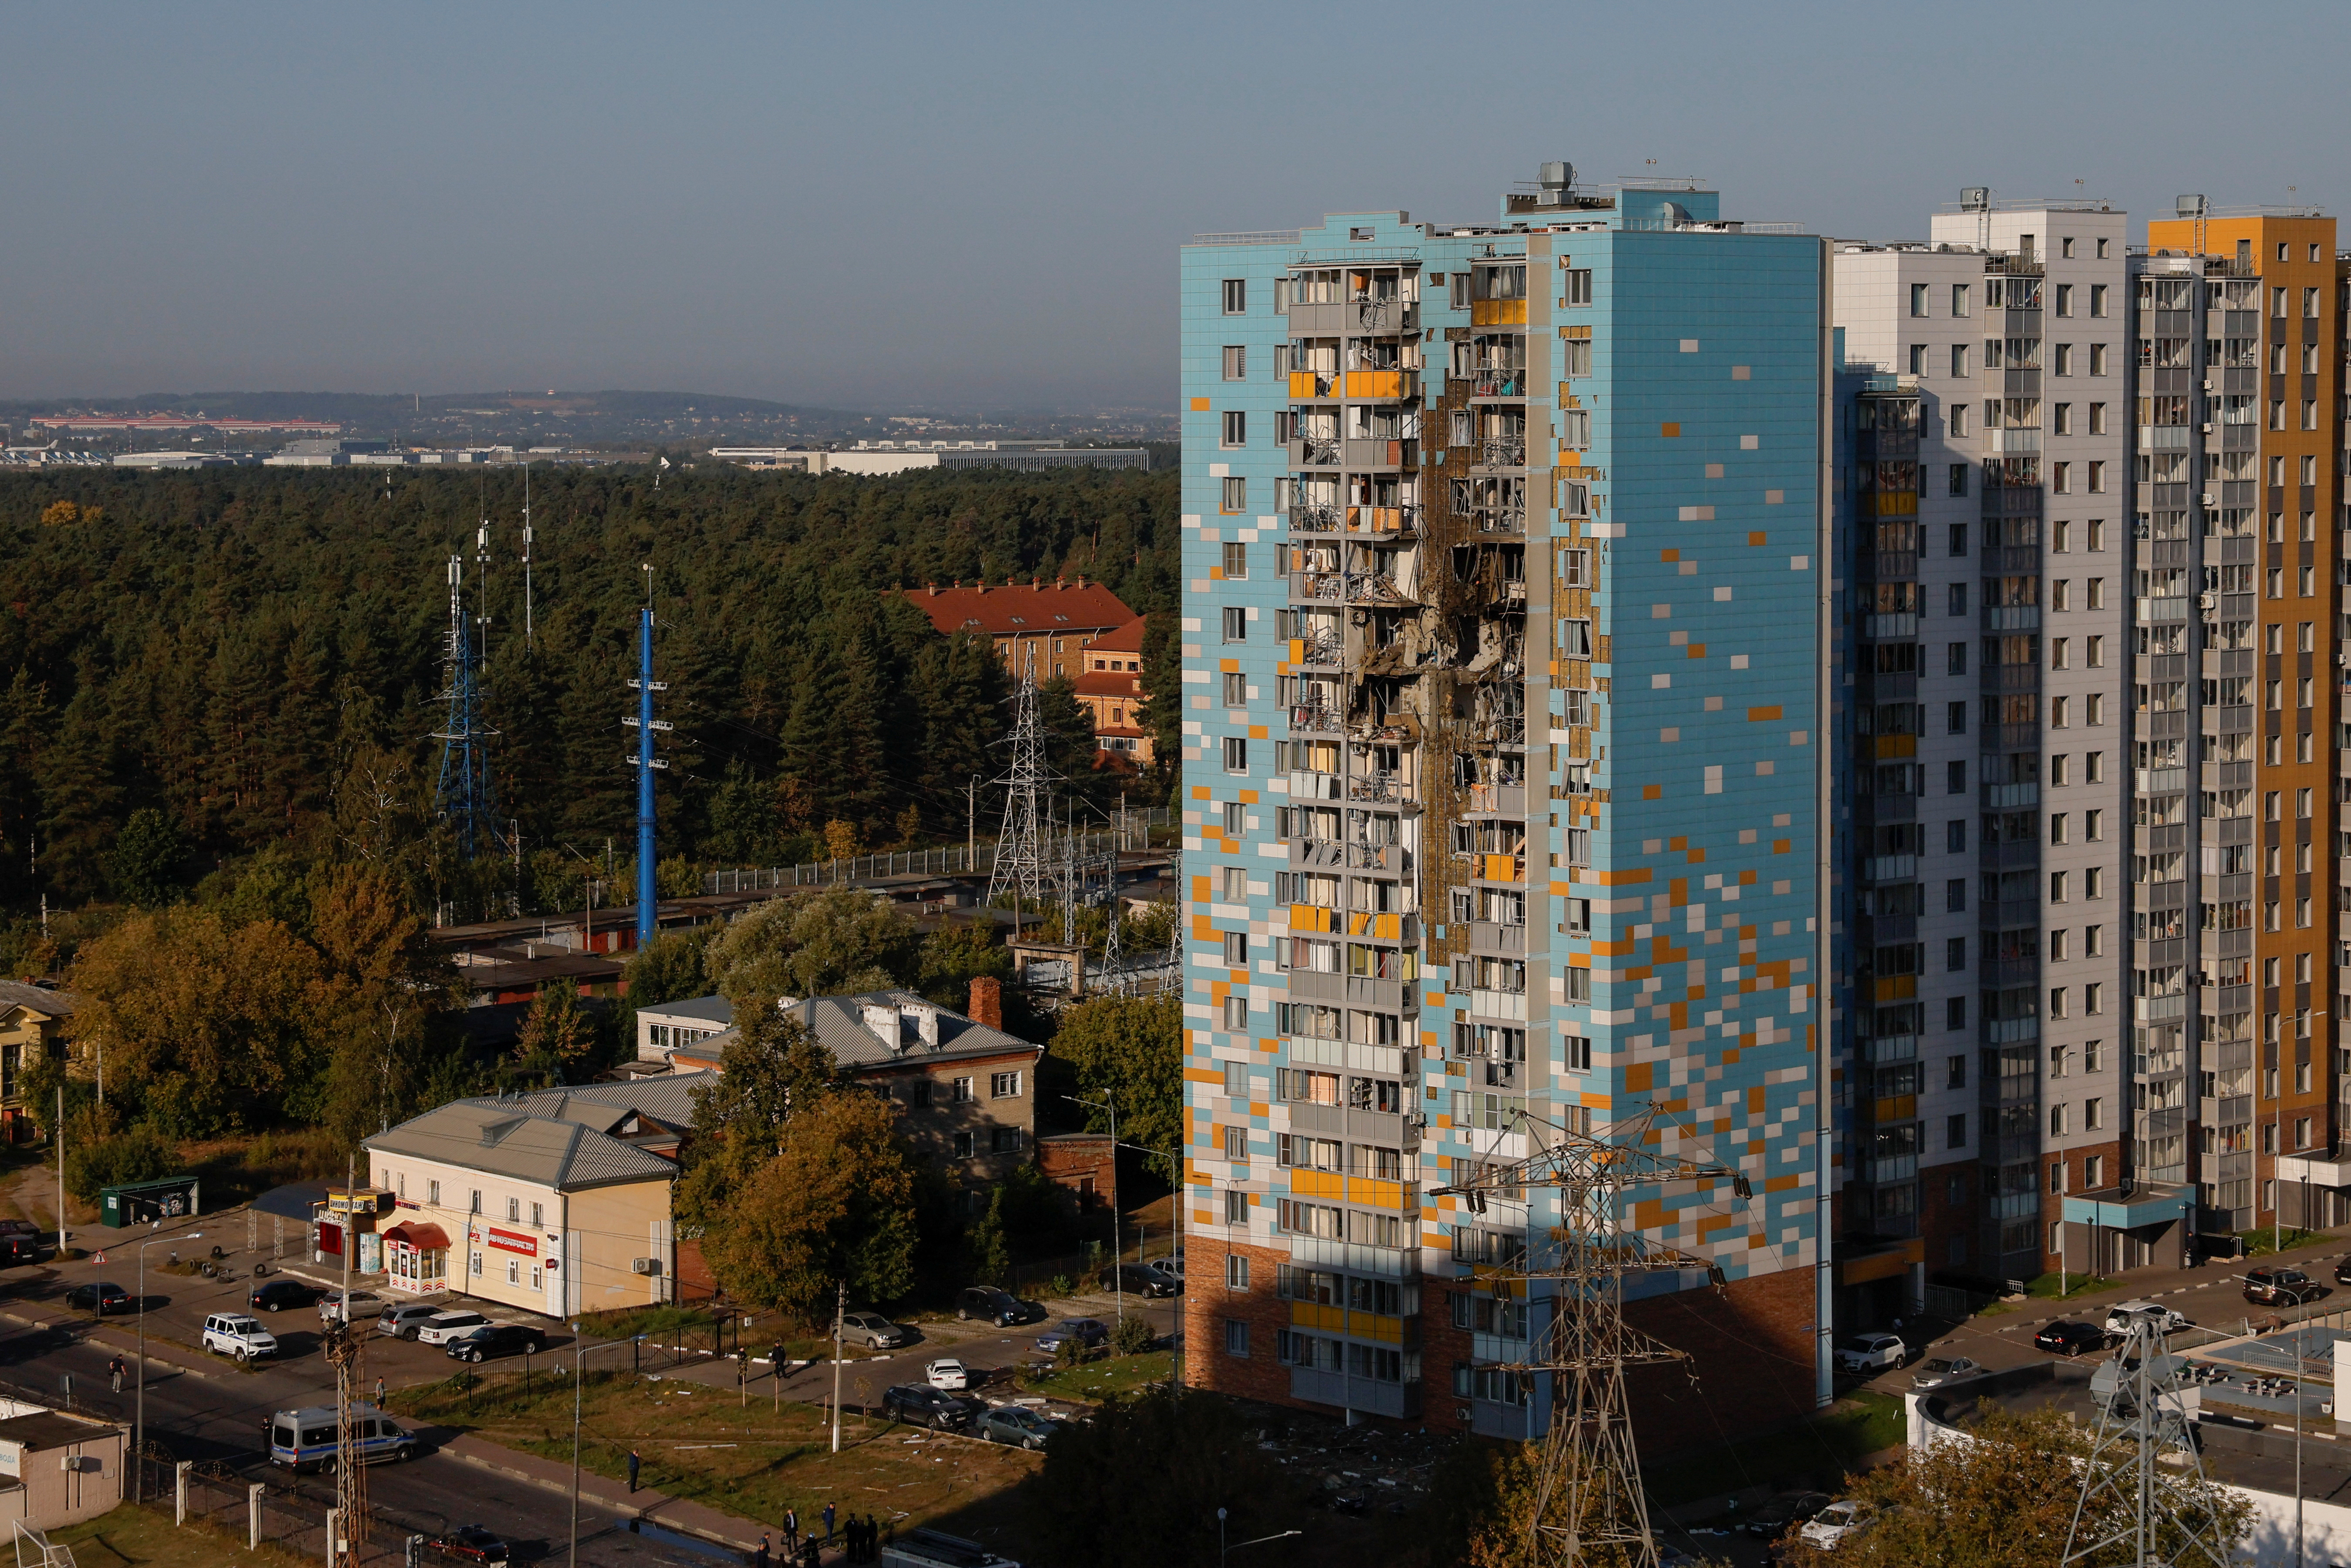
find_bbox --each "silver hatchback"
[379,1303,444,1340]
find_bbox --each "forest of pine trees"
[0,463,1183,942]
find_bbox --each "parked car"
[269,1405,415,1471]
[2035,1321,2107,1356]
[202,1312,280,1362]
[446,1324,547,1363]
[1101,1262,1178,1299]
[1831,1333,1905,1373]
[414,1310,491,1346]
[976,1406,1063,1450]
[1910,1356,1985,1389]
[249,1279,320,1314]
[1742,1491,1830,1540]
[2332,1257,2351,1287]
[1034,1319,1110,1356]
[424,1525,511,1562]
[2104,1300,2189,1335]
[1799,1500,1876,1552]
[924,1358,971,1391]
[956,1286,1031,1326]
[882,1383,977,1430]
[380,1303,444,1340]
[840,1311,907,1349]
[0,1236,41,1268]
[65,1282,130,1315]
[319,1289,384,1325]
[2245,1267,2326,1306]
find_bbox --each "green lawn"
[49,1503,312,1568]
[1647,1391,1906,1510]
[1013,1349,1173,1403]
[2018,1270,2120,1300]
[2237,1225,2326,1259]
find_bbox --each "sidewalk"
[443,1429,771,1553]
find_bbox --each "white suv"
[202,1313,279,1363]
[2105,1300,2189,1335]
[414,1310,490,1346]
[1833,1333,1907,1373]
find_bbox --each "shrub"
[65,1125,176,1201]
[1112,1314,1156,1356]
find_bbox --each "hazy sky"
[4,1,2345,413]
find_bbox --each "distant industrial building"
[32,413,343,435]
[710,440,1148,475]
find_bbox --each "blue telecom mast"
[625,571,668,947]
[431,533,500,856]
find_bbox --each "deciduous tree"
[1049,994,1181,1176]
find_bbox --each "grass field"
[1014,1349,1173,1403]
[390,1367,1040,1553]
[48,1504,312,1568]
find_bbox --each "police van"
[268,1404,416,1472]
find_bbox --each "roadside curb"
[0,1306,233,1385]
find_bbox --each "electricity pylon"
[986,646,1051,920]
[2061,1316,2235,1568]
[1434,1103,1751,1568]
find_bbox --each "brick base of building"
[1180,1231,1819,1453]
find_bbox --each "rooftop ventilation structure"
[1538,161,1575,203]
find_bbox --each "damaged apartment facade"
[1178,168,1835,1439]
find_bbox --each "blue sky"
[2,1,2343,413]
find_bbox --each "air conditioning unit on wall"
[631,1257,662,1276]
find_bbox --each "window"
[1948,1113,1968,1150]
[952,1077,974,1103]
[1223,994,1249,1030]
[1221,279,1247,314]
[2089,343,2106,376]
[2089,283,2108,317]
[2056,282,2074,314]
[1221,606,1246,642]
[1948,463,1969,497]
[1221,1124,1246,1159]
[471,1250,483,1276]
[2085,983,2103,1015]
[470,1189,483,1214]
[2086,578,2104,609]
[2084,1097,2102,1132]
[1222,345,1246,380]
[1951,284,1970,318]
[1221,671,1244,706]
[1562,268,1592,305]
[2052,402,2072,435]
[427,1180,440,1207]
[1947,937,1967,973]
[1910,283,1928,317]
[2305,287,2322,319]
[507,1197,520,1222]
[1220,480,1247,516]
[507,1258,520,1286]
[1948,523,1967,556]
[1951,343,1970,377]
[1947,819,1967,853]
[530,1201,542,1229]
[2087,635,2103,668]
[2088,401,2106,435]
[952,1131,974,1159]
[1221,411,1246,448]
[1908,343,1928,374]
[1949,582,1968,615]
[2051,1103,2069,1137]
[2054,343,2074,374]
[1224,1192,1250,1227]
[1949,404,1969,437]
[990,1071,1023,1098]
[1221,736,1247,775]
[2052,461,2069,494]
[1947,701,1967,735]
[2088,461,2105,494]
[1947,877,1966,912]
[1223,931,1247,964]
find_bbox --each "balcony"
[1344,910,1418,943]
[1988,428,2041,454]
[1347,772,1414,805]
[1471,299,1528,328]
[1288,632,1344,668]
[1467,368,1528,398]
[1346,843,1411,873]
[1468,988,1528,1021]
[1473,854,1526,884]
[1289,370,1337,400]
[1468,921,1527,955]
[1289,703,1344,735]
[1480,437,1527,468]
[1464,783,1527,815]
[1288,768,1343,800]
[1344,437,1417,470]
[1289,1367,1419,1419]
[1347,504,1420,536]
[1351,297,1418,334]
[1344,370,1419,402]
[1291,437,1342,468]
[1291,503,1342,535]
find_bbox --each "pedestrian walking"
[374,1376,386,1406]
[785,1507,798,1545]
[754,1532,771,1568]
[108,1356,125,1394]
[628,1448,641,1493]
[823,1502,836,1544]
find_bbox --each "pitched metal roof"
[477,1074,715,1135]
[674,989,1041,1076]
[896,581,1136,639]
[363,1098,679,1192]
[635,994,736,1027]
[0,980,78,1019]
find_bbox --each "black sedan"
[444,1324,547,1363]
[2035,1321,2108,1356]
[250,1279,320,1313]
[425,1526,510,1563]
[65,1282,130,1315]
[882,1383,981,1430]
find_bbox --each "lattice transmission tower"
[1435,1104,1751,1568]
[986,647,1051,919]
[2061,1315,2235,1568]
[431,530,501,858]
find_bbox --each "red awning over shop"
[382,1221,451,1251]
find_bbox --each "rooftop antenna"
[625,563,669,949]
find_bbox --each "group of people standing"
[760,1505,889,1566]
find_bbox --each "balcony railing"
[1347,772,1411,804]
[1298,437,1341,467]
[1289,704,1343,735]
[1469,368,1527,397]
[1292,504,1342,534]
[1481,437,1527,467]
[1472,507,1526,535]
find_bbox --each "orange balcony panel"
[1342,370,1417,401]
[1479,854,1526,883]
[1471,300,1529,327]
[1291,903,1336,933]
[1874,735,1917,759]
[1873,1095,1918,1123]
[1873,975,1917,1002]
[1288,371,1323,399]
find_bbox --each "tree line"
[0,464,1183,950]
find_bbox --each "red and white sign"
[485,1228,538,1258]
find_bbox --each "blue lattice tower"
[431,552,500,857]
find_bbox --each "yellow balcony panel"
[1873,735,1917,759]
[1345,1177,1404,1209]
[1291,1169,1344,1199]
[1342,370,1417,401]
[1289,371,1325,399]
[1873,975,1917,1003]
[1873,1095,1918,1123]
[1290,1301,1347,1332]
[1479,853,1526,883]
[1347,1311,1406,1344]
[1291,903,1336,933]
[1471,300,1529,327]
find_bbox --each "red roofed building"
[1074,617,1152,762]
[897,577,1135,684]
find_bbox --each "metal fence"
[702,810,1172,895]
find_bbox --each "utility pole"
[966,777,978,873]
[521,463,534,649]
[830,1283,846,1453]
[987,646,1051,924]
[54,1087,63,1254]
[326,1155,369,1568]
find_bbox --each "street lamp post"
[136,1229,200,1503]
[1066,1093,1120,1324]
[1215,1507,1301,1567]
[568,1329,647,1568]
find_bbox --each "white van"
[203,1313,280,1362]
